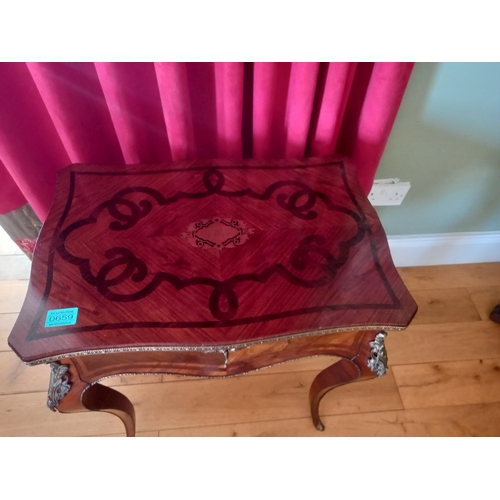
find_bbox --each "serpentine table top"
[8,156,417,436]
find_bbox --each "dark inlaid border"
[27,161,401,342]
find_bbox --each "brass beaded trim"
[25,324,405,366]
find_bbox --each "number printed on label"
[45,307,79,327]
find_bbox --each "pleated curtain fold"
[0,62,414,222]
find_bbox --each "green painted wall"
[375,62,500,235]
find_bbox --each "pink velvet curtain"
[0,62,414,222]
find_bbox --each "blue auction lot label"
[45,307,79,327]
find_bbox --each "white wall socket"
[368,179,411,206]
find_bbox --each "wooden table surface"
[8,156,416,364]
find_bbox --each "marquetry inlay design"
[11,159,416,355]
[181,218,254,250]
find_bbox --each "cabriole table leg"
[47,360,136,437]
[309,331,389,431]
[81,383,136,437]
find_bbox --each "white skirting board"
[388,231,500,267]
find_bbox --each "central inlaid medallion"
[182,218,254,250]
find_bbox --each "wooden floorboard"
[158,403,500,437]
[467,285,500,321]
[0,313,18,352]
[409,288,481,325]
[0,352,50,395]
[0,391,127,437]
[398,263,500,291]
[392,358,500,409]
[386,321,500,365]
[0,280,28,314]
[102,430,159,437]
[1,262,500,437]
[120,369,403,433]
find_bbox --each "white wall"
[375,62,500,236]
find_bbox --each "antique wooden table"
[8,156,417,436]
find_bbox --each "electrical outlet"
[368,180,411,206]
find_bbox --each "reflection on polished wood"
[7,156,417,436]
